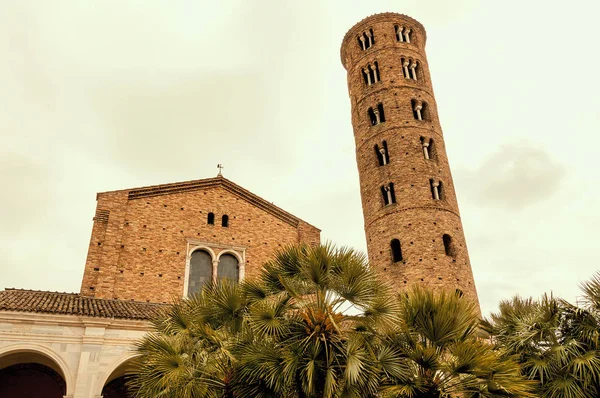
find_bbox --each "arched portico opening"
[0,351,68,398]
[101,358,136,398]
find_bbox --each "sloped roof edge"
[98,176,320,230]
[0,289,168,320]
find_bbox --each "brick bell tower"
[340,13,479,305]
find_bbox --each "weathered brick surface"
[341,13,479,306]
[80,177,320,303]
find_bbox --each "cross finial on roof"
[217,164,224,176]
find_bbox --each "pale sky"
[1,0,598,316]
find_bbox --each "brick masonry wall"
[80,178,320,303]
[341,13,479,306]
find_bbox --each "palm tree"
[128,243,396,398]
[378,286,535,398]
[233,243,397,397]
[128,282,247,397]
[484,273,600,397]
[129,243,534,398]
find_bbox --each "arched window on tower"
[411,100,428,121]
[394,25,412,43]
[443,234,455,257]
[207,212,215,225]
[430,179,444,200]
[188,250,212,296]
[391,239,403,262]
[222,214,229,228]
[357,29,375,50]
[374,141,389,166]
[218,253,239,283]
[381,183,396,205]
[362,62,380,86]
[401,58,419,80]
[420,137,436,160]
[368,104,385,126]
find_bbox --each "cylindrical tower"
[341,13,479,305]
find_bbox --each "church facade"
[0,12,479,398]
[0,177,320,398]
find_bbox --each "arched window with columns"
[217,253,239,283]
[188,249,213,295]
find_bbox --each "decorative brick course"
[341,13,479,306]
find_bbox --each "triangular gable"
[104,176,305,228]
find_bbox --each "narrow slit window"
[443,234,455,257]
[391,239,403,262]
[377,103,386,122]
[222,214,229,228]
[207,212,215,225]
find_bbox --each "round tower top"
[340,12,427,69]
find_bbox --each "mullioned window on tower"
[411,100,428,121]
[381,183,396,205]
[401,57,419,80]
[374,141,389,166]
[430,179,444,200]
[420,137,435,160]
[362,62,380,86]
[394,25,412,43]
[357,29,374,50]
[368,103,385,126]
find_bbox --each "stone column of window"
[363,68,371,85]
[414,101,423,120]
[403,60,410,78]
[422,140,430,159]
[359,35,366,50]
[379,147,388,165]
[403,28,411,43]
[384,186,393,204]
[373,107,381,124]
[238,261,245,282]
[366,30,373,47]
[212,259,218,283]
[432,181,440,200]
[410,61,418,80]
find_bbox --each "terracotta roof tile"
[0,289,168,320]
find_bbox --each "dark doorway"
[0,363,66,398]
[102,376,134,398]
